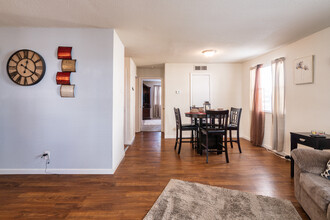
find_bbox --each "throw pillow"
[321,160,330,180]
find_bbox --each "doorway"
[141,79,161,132]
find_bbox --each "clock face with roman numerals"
[7,49,46,86]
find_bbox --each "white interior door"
[191,74,210,107]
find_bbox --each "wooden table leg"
[198,118,202,155]
[290,134,298,178]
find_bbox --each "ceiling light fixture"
[202,50,216,57]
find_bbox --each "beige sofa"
[291,148,330,220]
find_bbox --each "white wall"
[129,59,137,143]
[112,31,125,170]
[136,67,165,132]
[164,63,242,138]
[0,28,125,174]
[124,57,137,145]
[137,67,164,78]
[241,27,330,155]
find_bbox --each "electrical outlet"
[43,151,50,160]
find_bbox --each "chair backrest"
[229,107,242,127]
[174,108,182,128]
[205,110,229,131]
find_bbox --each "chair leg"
[193,130,197,149]
[194,118,198,149]
[206,135,209,163]
[237,130,242,153]
[178,130,183,154]
[174,126,178,150]
[229,130,233,148]
[199,129,202,155]
[191,130,194,148]
[218,135,223,154]
[224,134,229,163]
[217,136,221,155]
[197,130,199,150]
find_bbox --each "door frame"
[137,77,163,132]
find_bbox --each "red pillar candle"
[56,72,71,85]
[57,46,72,59]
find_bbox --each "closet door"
[190,73,210,107]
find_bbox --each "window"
[250,65,272,112]
[260,66,272,112]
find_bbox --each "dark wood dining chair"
[189,106,203,147]
[174,108,198,154]
[228,107,242,153]
[200,110,229,163]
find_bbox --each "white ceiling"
[0,0,330,66]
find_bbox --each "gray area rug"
[144,179,301,220]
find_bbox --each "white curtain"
[153,85,161,118]
[271,57,285,152]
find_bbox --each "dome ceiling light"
[202,50,216,57]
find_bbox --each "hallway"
[141,119,161,132]
[0,132,308,219]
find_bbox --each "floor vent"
[194,66,207,71]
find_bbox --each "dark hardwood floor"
[0,132,309,219]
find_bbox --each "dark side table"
[290,132,330,177]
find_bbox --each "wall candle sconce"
[56,72,71,85]
[62,60,76,72]
[60,85,75,97]
[58,47,72,59]
[57,46,77,98]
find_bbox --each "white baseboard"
[0,152,127,175]
[165,134,176,139]
[124,145,130,152]
[128,135,135,145]
[166,134,250,140]
[0,168,115,175]
[165,135,192,139]
[241,136,287,156]
[241,135,250,141]
[263,144,272,149]
[0,159,125,175]
[112,151,125,174]
[124,135,135,146]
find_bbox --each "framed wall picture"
[294,55,314,85]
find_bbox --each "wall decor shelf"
[57,46,77,98]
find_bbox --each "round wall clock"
[7,49,46,86]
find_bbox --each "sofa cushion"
[300,172,330,212]
[292,149,330,175]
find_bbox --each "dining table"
[184,111,208,154]
[185,110,227,154]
